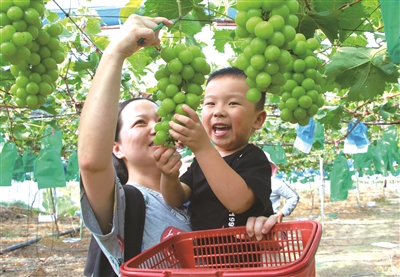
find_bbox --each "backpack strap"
[122,185,145,261]
[84,184,145,276]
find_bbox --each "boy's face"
[202,76,266,155]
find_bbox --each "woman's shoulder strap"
[122,185,146,261]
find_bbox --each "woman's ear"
[113,142,125,159]
[253,110,267,130]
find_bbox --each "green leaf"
[126,50,153,73]
[91,36,110,51]
[120,0,142,22]
[143,0,201,19]
[0,69,13,81]
[85,17,102,35]
[44,9,60,23]
[212,29,235,53]
[297,9,342,42]
[339,2,368,42]
[318,106,344,130]
[325,47,399,101]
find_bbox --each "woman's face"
[114,99,161,168]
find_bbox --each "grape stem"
[177,0,183,42]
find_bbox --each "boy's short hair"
[206,67,266,111]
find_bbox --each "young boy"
[154,67,274,231]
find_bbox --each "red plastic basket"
[120,220,322,277]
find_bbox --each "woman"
[78,14,275,276]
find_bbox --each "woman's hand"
[105,14,173,59]
[246,215,277,241]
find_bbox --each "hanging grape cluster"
[153,44,211,146]
[234,0,325,126]
[0,0,65,110]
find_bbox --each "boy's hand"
[169,105,210,153]
[153,146,182,181]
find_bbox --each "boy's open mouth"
[213,124,230,135]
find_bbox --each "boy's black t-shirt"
[180,144,274,231]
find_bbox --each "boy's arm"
[154,146,191,207]
[169,106,257,214]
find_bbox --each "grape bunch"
[234,0,325,126]
[153,44,211,146]
[0,0,65,110]
[278,34,325,126]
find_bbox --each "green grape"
[292,86,306,99]
[255,72,272,90]
[235,10,248,27]
[254,21,273,40]
[280,108,294,122]
[246,88,262,103]
[23,8,40,25]
[246,16,263,34]
[191,57,207,72]
[0,25,16,43]
[307,104,318,117]
[178,49,193,65]
[250,37,267,55]
[247,8,262,19]
[154,130,168,145]
[7,6,23,20]
[30,1,45,17]
[173,91,186,104]
[268,15,285,31]
[165,84,179,97]
[294,107,307,120]
[297,117,310,126]
[235,25,251,38]
[0,12,11,26]
[245,65,260,79]
[186,83,202,96]
[269,31,285,47]
[271,4,290,19]
[167,58,183,74]
[0,42,16,56]
[298,95,313,109]
[183,93,198,110]
[175,103,188,116]
[250,54,266,70]
[38,82,52,96]
[169,73,182,86]
[46,37,59,51]
[161,98,176,113]
[285,97,298,111]
[264,45,280,62]
[26,82,39,94]
[235,54,250,71]
[26,94,38,108]
[12,19,27,31]
[180,65,195,80]
[46,23,63,37]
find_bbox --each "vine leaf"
[325,47,399,101]
[319,106,345,130]
[143,0,202,20]
[213,29,235,53]
[120,0,142,21]
[297,9,342,42]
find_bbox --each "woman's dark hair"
[112,97,156,184]
[206,67,266,111]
